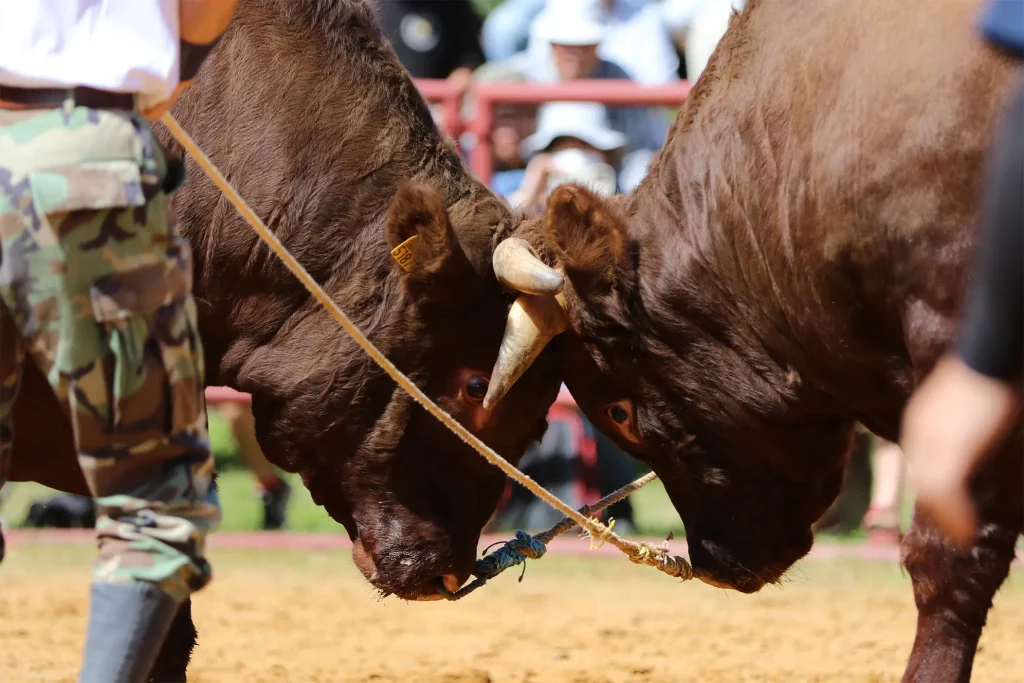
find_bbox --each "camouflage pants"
[0,102,220,602]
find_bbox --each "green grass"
[0,408,913,541]
[0,405,682,535]
[629,478,683,538]
[1,469,674,536]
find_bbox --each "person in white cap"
[508,101,626,211]
[505,0,670,192]
[515,0,680,85]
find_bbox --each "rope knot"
[473,530,547,581]
[627,545,652,565]
[624,542,694,580]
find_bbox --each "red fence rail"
[414,78,466,139]
[414,79,692,186]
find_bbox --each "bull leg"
[900,439,1023,682]
[147,598,196,683]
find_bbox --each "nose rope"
[161,114,692,593]
[440,472,692,601]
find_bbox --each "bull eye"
[465,375,489,401]
[605,399,640,445]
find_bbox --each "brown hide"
[536,0,1017,588]
[526,0,1021,679]
[9,358,85,494]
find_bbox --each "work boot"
[79,583,179,683]
[260,477,291,530]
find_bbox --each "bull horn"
[492,237,563,295]
[483,292,569,410]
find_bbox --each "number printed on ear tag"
[390,235,419,272]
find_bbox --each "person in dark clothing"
[900,0,1023,548]
[591,425,639,532]
[373,0,485,85]
[495,419,585,531]
[24,493,97,529]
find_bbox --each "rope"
[160,113,692,589]
[441,472,691,600]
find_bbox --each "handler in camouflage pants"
[0,2,236,680]
[0,101,218,680]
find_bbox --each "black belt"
[0,86,136,111]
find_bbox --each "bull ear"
[385,182,470,289]
[543,184,631,293]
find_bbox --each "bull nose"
[441,573,462,593]
[689,539,767,594]
[694,567,765,593]
[352,537,474,601]
[411,573,467,602]
[695,570,737,591]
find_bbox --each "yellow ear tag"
[390,234,419,272]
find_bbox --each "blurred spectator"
[494,384,639,533]
[481,0,546,61]
[506,0,671,191]
[480,0,744,88]
[374,0,485,87]
[23,492,95,529]
[813,430,906,543]
[16,398,292,532]
[662,0,744,81]
[599,0,682,85]
[494,385,592,530]
[461,61,539,198]
[514,0,680,85]
[508,101,624,211]
[862,439,906,543]
[813,428,873,536]
[592,425,639,534]
[216,399,292,531]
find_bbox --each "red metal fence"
[414,78,692,185]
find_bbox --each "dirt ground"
[1,544,1022,682]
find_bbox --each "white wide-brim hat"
[521,101,627,158]
[532,0,607,46]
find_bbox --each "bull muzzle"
[483,238,570,410]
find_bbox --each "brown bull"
[486,0,1022,680]
[6,0,562,679]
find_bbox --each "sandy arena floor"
[1,543,1022,682]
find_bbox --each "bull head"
[483,238,569,409]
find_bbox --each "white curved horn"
[483,292,569,410]
[492,237,563,295]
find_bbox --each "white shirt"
[523,0,680,85]
[661,0,744,80]
[599,0,680,85]
[0,1,180,109]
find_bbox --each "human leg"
[0,104,220,681]
[864,438,905,543]
[219,399,290,529]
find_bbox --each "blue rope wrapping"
[440,530,547,600]
[476,530,548,576]
[437,472,690,601]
